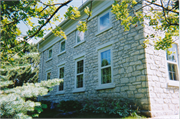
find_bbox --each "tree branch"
[25,0,72,40]
[145,0,179,14]
[39,1,66,6]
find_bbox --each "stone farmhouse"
[37,0,179,117]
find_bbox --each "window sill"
[55,91,65,95]
[57,50,66,56]
[96,83,115,90]
[96,26,112,36]
[46,58,52,62]
[74,40,86,48]
[72,88,85,93]
[168,80,179,87]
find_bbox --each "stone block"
[135,94,144,98]
[121,78,129,83]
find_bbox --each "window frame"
[98,9,112,33]
[47,48,52,61]
[46,69,52,81]
[73,55,85,93]
[57,65,65,93]
[96,45,115,90]
[56,62,66,94]
[76,30,85,44]
[60,40,66,52]
[44,68,52,96]
[166,44,179,83]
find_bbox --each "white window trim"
[46,48,52,62]
[44,68,52,96]
[74,30,85,47]
[57,40,66,56]
[73,57,85,93]
[56,63,65,94]
[45,68,52,80]
[96,9,112,36]
[165,43,179,87]
[96,45,115,90]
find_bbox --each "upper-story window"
[166,44,179,81]
[98,10,111,32]
[58,67,64,91]
[76,30,84,44]
[60,40,65,52]
[48,49,52,59]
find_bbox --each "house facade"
[37,0,179,117]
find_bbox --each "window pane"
[59,82,63,91]
[47,72,51,80]
[100,12,110,31]
[167,44,177,62]
[101,49,111,67]
[77,60,83,74]
[49,49,52,58]
[77,31,84,43]
[61,41,65,52]
[77,74,83,88]
[59,67,64,79]
[168,63,177,80]
[101,67,111,84]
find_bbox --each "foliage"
[111,0,179,50]
[80,99,140,118]
[57,100,82,112]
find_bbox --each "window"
[166,44,179,81]
[98,11,111,32]
[96,44,115,90]
[60,40,65,52]
[75,59,84,88]
[46,72,51,80]
[58,67,64,91]
[48,49,52,58]
[100,48,112,84]
[76,30,84,44]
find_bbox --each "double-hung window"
[98,10,111,33]
[48,49,52,59]
[76,30,84,44]
[100,48,112,84]
[46,71,51,80]
[166,44,179,81]
[96,44,115,90]
[60,40,65,52]
[76,59,84,88]
[58,67,64,91]
[45,69,51,95]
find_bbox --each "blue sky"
[17,0,86,44]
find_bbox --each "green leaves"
[64,6,81,20]
[77,21,87,32]
[112,0,179,51]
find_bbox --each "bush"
[57,100,82,112]
[80,99,140,118]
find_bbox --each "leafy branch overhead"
[112,0,179,50]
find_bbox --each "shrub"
[80,99,140,118]
[57,100,82,112]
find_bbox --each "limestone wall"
[144,10,179,117]
[38,3,150,113]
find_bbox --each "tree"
[0,0,178,118]
[111,0,179,50]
